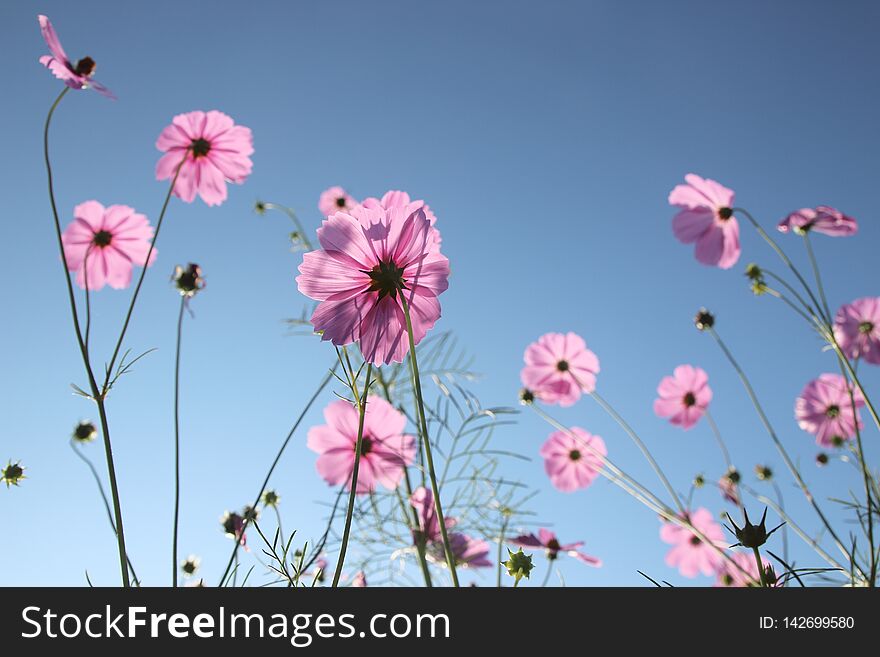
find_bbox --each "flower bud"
[694,309,715,331]
[262,490,280,507]
[2,460,25,487]
[73,420,97,443]
[172,263,206,297]
[502,547,534,585]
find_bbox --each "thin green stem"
[332,363,373,587]
[752,546,769,587]
[172,297,186,587]
[802,233,832,323]
[44,88,129,587]
[496,516,509,588]
[702,409,733,472]
[218,362,338,586]
[259,202,314,251]
[540,562,553,587]
[400,295,459,587]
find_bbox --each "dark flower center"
[191,138,211,157]
[182,561,197,574]
[556,360,570,372]
[569,449,581,462]
[336,196,348,208]
[74,57,96,77]
[722,574,734,586]
[362,260,407,300]
[682,392,696,407]
[859,321,874,335]
[718,207,733,220]
[92,230,112,247]
[689,535,702,546]
[359,436,373,456]
[826,404,841,419]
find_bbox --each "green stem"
[332,363,373,587]
[802,233,832,323]
[540,562,553,587]
[703,409,733,471]
[752,546,769,587]
[43,88,130,587]
[172,297,186,587]
[400,295,460,587]
[260,202,314,250]
[496,516,509,588]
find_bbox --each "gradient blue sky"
[2,0,878,587]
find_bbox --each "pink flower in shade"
[669,174,740,269]
[659,507,727,578]
[38,15,114,99]
[319,186,357,217]
[539,427,606,493]
[778,206,858,237]
[653,365,713,430]
[221,511,247,547]
[508,528,601,566]
[520,332,600,406]
[718,472,741,506]
[834,298,880,365]
[155,111,253,207]
[61,201,157,290]
[427,533,492,569]
[296,205,450,365]
[361,190,441,251]
[306,397,416,494]
[715,551,775,588]
[351,571,367,587]
[795,374,864,448]
[410,486,456,544]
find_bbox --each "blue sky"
[2,0,878,587]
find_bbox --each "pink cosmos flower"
[539,427,606,493]
[715,551,774,588]
[61,201,156,290]
[520,332,600,406]
[508,528,601,566]
[351,571,367,587]
[834,298,880,364]
[427,533,492,569]
[296,204,450,365]
[306,397,416,494]
[410,486,456,544]
[669,174,740,269]
[155,111,253,207]
[660,507,726,578]
[38,15,114,98]
[795,374,864,447]
[361,190,441,251]
[319,186,357,217]
[778,206,857,237]
[653,365,713,430]
[718,472,741,506]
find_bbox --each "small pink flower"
[351,571,367,587]
[428,533,492,569]
[307,397,416,494]
[38,15,114,98]
[61,201,156,290]
[660,508,726,578]
[156,111,253,207]
[795,374,864,447]
[410,486,456,544]
[539,427,606,493]
[361,190,441,251]
[509,528,601,566]
[296,204,450,365]
[653,365,712,430]
[715,551,774,587]
[718,472,741,506]
[520,332,600,406]
[834,297,880,365]
[669,174,740,269]
[778,206,857,237]
[319,186,357,217]
[221,511,247,547]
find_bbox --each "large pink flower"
[778,206,857,237]
[410,486,456,544]
[795,373,864,447]
[715,551,774,588]
[361,190,441,251]
[296,204,450,365]
[520,332,600,406]
[319,186,356,217]
[61,201,156,290]
[509,528,601,566]
[669,174,740,269]
[660,508,726,578]
[38,15,114,98]
[307,397,416,494]
[539,427,606,493]
[653,365,712,430]
[834,297,880,365]
[155,111,253,207]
